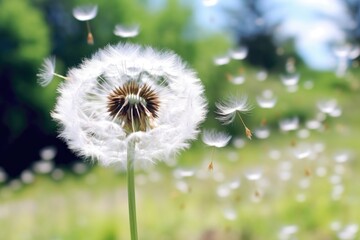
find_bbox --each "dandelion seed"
[39,146,57,161]
[72,5,98,21]
[37,57,56,86]
[230,46,248,60]
[223,208,237,220]
[226,73,245,85]
[213,54,230,65]
[207,161,214,171]
[256,89,277,109]
[281,73,299,87]
[72,5,98,45]
[253,126,270,139]
[216,95,253,139]
[202,0,218,7]
[279,117,299,132]
[317,99,338,114]
[202,130,231,148]
[20,170,35,184]
[0,167,7,183]
[113,24,140,38]
[50,43,207,167]
[32,160,54,174]
[244,169,262,181]
[245,127,252,140]
[256,70,267,81]
[37,57,67,87]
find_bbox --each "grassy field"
[1,66,360,240]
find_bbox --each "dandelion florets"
[50,43,207,168]
[107,81,160,133]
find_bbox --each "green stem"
[127,139,138,240]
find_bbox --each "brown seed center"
[107,81,160,133]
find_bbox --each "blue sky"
[189,0,356,70]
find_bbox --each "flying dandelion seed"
[213,54,230,66]
[173,168,195,179]
[113,24,140,38]
[253,126,270,139]
[0,167,8,183]
[202,130,231,148]
[32,160,54,174]
[20,170,35,184]
[72,4,98,44]
[230,46,248,60]
[317,99,338,114]
[216,95,253,139]
[227,74,245,85]
[202,0,218,7]
[256,70,268,81]
[39,146,57,161]
[279,117,299,132]
[281,73,299,87]
[244,169,262,181]
[256,90,277,109]
[202,129,231,171]
[223,208,237,221]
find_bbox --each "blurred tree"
[0,0,232,177]
[0,1,48,147]
[225,0,304,71]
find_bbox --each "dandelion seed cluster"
[50,43,207,167]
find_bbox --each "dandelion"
[37,56,66,86]
[216,95,253,139]
[72,5,98,45]
[43,43,207,239]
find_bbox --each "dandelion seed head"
[72,5,98,21]
[51,43,207,168]
[37,56,56,87]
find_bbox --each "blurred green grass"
[1,67,360,240]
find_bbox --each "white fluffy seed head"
[51,43,207,168]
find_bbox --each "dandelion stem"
[236,112,248,129]
[127,139,138,240]
[53,73,67,80]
